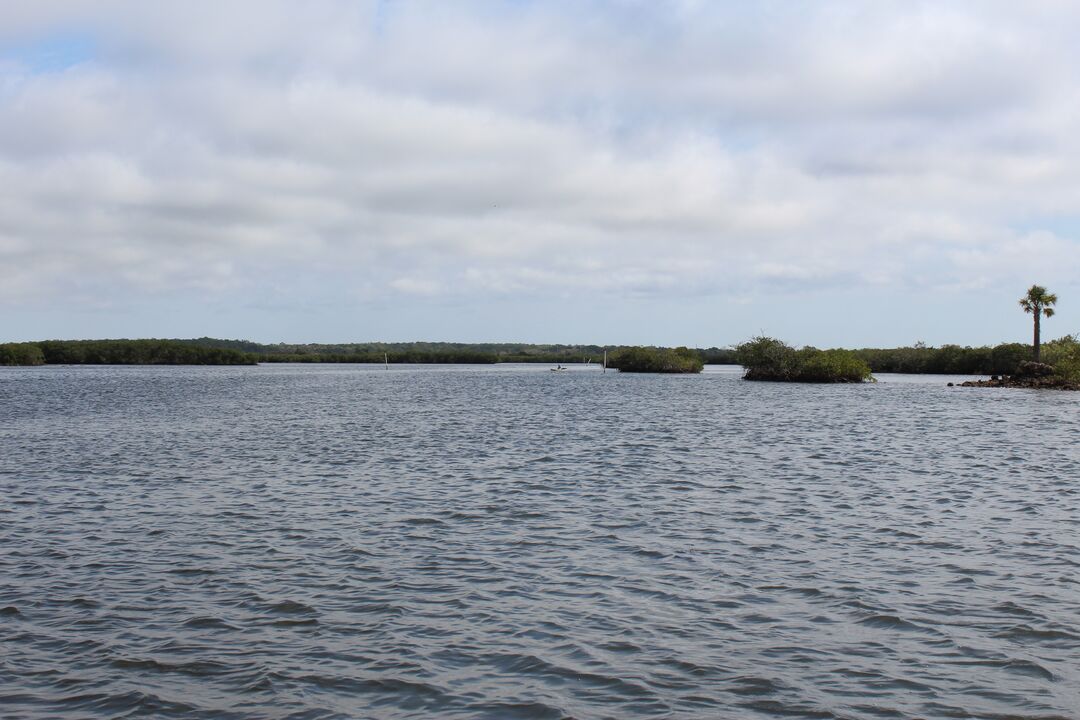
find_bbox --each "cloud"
[2,0,1080,326]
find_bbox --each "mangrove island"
[735,336,873,383]
[607,346,705,374]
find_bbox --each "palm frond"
[1020,285,1058,314]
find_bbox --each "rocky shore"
[951,362,1080,390]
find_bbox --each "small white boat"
[550,365,569,372]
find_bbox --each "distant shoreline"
[0,337,1049,375]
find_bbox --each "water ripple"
[2,364,1079,718]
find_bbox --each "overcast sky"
[2,1,1079,347]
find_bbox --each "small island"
[957,361,1080,390]
[607,346,704,374]
[735,336,873,383]
[955,353,1080,390]
[955,285,1080,390]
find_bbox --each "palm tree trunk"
[1034,311,1041,362]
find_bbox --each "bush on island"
[1041,334,1080,381]
[735,336,872,383]
[608,346,704,374]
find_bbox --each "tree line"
[258,349,497,364]
[0,338,1061,371]
[1,327,1072,375]
[851,343,1031,375]
[0,339,254,366]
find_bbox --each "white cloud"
[2,0,1080,339]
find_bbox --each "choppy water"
[2,364,1078,720]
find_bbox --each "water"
[2,364,1078,719]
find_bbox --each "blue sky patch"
[4,31,95,73]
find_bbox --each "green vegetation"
[263,342,607,364]
[736,337,872,383]
[959,336,1080,389]
[607,346,704,373]
[1019,284,1057,362]
[0,338,722,367]
[0,343,45,366]
[699,347,738,364]
[172,337,268,353]
[2,335,1067,378]
[6,339,255,365]
[183,339,733,366]
[258,349,497,364]
[1042,335,1080,382]
[852,343,1030,375]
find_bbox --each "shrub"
[1043,335,1080,381]
[733,336,797,379]
[608,346,704,373]
[736,336,872,383]
[797,348,874,383]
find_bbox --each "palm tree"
[1019,285,1057,362]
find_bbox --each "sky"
[2,1,1079,348]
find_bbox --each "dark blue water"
[2,364,1078,719]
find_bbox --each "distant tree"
[1019,285,1058,362]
